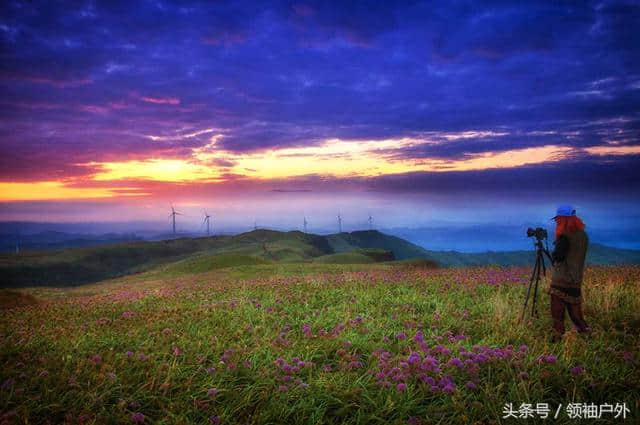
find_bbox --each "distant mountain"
[0,231,143,252]
[1,230,638,288]
[421,243,640,267]
[384,225,640,252]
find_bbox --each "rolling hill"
[1,229,639,287]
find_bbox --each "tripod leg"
[532,252,543,317]
[521,258,539,322]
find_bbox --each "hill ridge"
[1,229,639,287]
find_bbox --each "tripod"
[520,237,552,322]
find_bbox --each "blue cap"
[552,204,576,220]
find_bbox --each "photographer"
[548,205,590,341]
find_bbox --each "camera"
[526,227,547,240]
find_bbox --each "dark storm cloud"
[0,0,639,190]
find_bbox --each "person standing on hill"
[548,205,590,341]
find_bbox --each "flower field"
[1,264,639,424]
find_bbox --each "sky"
[0,0,639,244]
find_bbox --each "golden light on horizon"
[0,137,603,201]
[0,181,121,201]
[89,159,223,182]
[584,145,640,156]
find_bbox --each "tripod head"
[527,227,553,264]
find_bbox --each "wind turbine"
[368,214,373,230]
[169,205,182,237]
[254,220,258,231]
[203,210,212,236]
[303,216,308,233]
[338,213,342,233]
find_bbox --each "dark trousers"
[550,294,589,335]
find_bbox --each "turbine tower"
[254,220,258,231]
[368,214,373,230]
[338,213,342,233]
[203,210,211,236]
[303,216,308,233]
[169,205,182,237]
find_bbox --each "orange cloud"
[1,133,622,202]
[0,181,131,201]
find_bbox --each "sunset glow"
[0,0,638,221]
[0,181,127,201]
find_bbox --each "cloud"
[140,96,181,105]
[0,0,638,203]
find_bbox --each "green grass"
[161,253,272,275]
[0,230,426,287]
[1,263,638,424]
[313,249,395,264]
[3,229,638,288]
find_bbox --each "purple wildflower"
[302,324,312,337]
[442,383,456,394]
[1,378,14,390]
[408,352,421,365]
[447,357,463,369]
[397,383,407,392]
[408,417,421,425]
[131,412,145,423]
[473,353,488,364]
[207,388,218,397]
[570,366,585,376]
[396,332,407,340]
[348,361,363,370]
[209,415,220,425]
[465,381,477,390]
[537,354,557,364]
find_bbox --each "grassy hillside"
[313,249,395,264]
[2,263,638,424]
[0,236,233,287]
[0,230,359,287]
[2,229,639,287]
[327,230,429,260]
